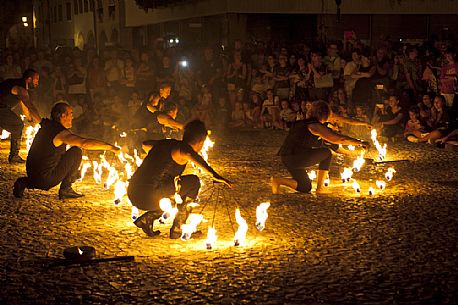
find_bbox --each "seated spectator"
[427,95,450,130]
[128,91,143,119]
[418,93,433,122]
[229,102,246,128]
[279,99,295,130]
[378,95,405,140]
[243,103,255,127]
[348,105,371,140]
[214,96,230,130]
[419,96,451,143]
[261,89,281,128]
[296,100,312,120]
[176,96,191,123]
[404,106,427,142]
[249,92,263,128]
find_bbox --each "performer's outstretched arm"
[309,122,370,148]
[54,130,120,152]
[174,145,232,187]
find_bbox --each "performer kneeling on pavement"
[127,120,231,239]
[13,103,120,199]
[0,69,42,163]
[271,100,370,195]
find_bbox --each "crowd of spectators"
[1,34,457,148]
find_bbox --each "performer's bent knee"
[296,181,312,193]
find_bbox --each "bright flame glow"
[113,180,127,205]
[308,170,316,181]
[181,214,203,241]
[120,132,127,137]
[133,149,143,167]
[78,161,91,182]
[347,145,355,151]
[368,186,375,195]
[352,151,365,172]
[158,198,178,223]
[371,129,387,161]
[92,161,103,184]
[340,167,353,183]
[205,226,217,249]
[352,179,361,193]
[376,180,386,190]
[131,206,139,221]
[77,247,83,255]
[234,209,248,246]
[25,125,40,151]
[201,134,214,163]
[0,130,10,140]
[385,167,396,181]
[256,202,270,231]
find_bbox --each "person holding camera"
[271,100,370,195]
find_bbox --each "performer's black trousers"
[0,108,24,156]
[27,147,83,190]
[128,175,200,212]
[281,147,332,193]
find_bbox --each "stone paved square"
[1,129,457,304]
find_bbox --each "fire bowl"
[63,246,96,261]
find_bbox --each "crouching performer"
[13,103,120,199]
[127,120,231,239]
[271,100,369,195]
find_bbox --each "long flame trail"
[234,209,248,246]
[371,129,387,161]
[256,202,270,231]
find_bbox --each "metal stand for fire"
[197,182,237,236]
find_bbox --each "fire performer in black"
[13,103,120,199]
[0,69,42,163]
[128,120,231,238]
[271,100,370,195]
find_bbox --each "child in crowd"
[230,102,246,128]
[128,91,143,119]
[279,99,295,130]
[404,106,427,142]
[214,96,230,130]
[296,100,312,120]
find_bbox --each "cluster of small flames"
[308,129,396,195]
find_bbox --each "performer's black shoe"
[134,211,161,237]
[13,177,29,198]
[8,155,26,164]
[59,187,84,200]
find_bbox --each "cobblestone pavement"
[1,129,457,304]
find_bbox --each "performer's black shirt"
[26,119,67,176]
[130,139,216,188]
[0,78,26,108]
[278,118,326,155]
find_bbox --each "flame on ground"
[385,167,396,181]
[256,202,270,231]
[368,186,375,195]
[1,130,11,140]
[25,125,40,152]
[352,179,361,193]
[340,167,353,183]
[205,226,217,249]
[376,180,386,190]
[308,170,316,181]
[352,151,365,172]
[371,129,387,161]
[234,209,248,246]
[113,180,127,205]
[159,198,178,223]
[181,214,204,241]
[201,134,214,163]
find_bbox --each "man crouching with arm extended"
[13,103,120,199]
[127,120,231,239]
